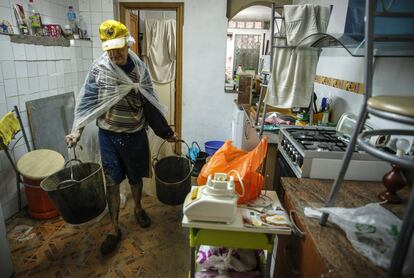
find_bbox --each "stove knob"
[296,154,303,167]
[291,151,297,162]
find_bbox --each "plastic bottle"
[77,15,88,39]
[27,0,43,36]
[67,6,78,37]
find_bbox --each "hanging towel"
[264,47,319,108]
[0,112,21,148]
[284,4,331,46]
[142,19,176,84]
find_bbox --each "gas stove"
[278,126,390,181]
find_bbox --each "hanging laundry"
[265,4,330,108]
[142,19,176,84]
[265,47,319,108]
[284,4,331,46]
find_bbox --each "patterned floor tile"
[7,194,190,277]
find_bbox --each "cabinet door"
[275,194,328,277]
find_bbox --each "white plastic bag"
[304,203,401,269]
[197,246,259,275]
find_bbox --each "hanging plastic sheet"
[71,49,167,132]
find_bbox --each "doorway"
[119,2,183,150]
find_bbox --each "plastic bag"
[197,245,260,275]
[71,49,166,132]
[197,138,268,204]
[304,203,402,269]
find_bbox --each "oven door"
[274,150,296,202]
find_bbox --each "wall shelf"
[0,33,91,47]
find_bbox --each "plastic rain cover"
[71,49,167,132]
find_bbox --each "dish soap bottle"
[27,0,43,36]
[67,6,78,38]
[378,138,410,204]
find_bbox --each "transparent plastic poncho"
[71,49,167,132]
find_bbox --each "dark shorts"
[98,128,149,185]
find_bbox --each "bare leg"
[130,178,143,212]
[105,176,121,235]
[130,179,151,228]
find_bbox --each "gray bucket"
[40,159,106,224]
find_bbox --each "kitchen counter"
[281,177,410,277]
[239,104,279,144]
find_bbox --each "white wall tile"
[79,0,90,12]
[102,12,113,21]
[56,74,64,88]
[75,48,83,59]
[91,24,100,38]
[62,47,70,58]
[18,94,29,112]
[47,61,56,75]
[0,41,13,60]
[15,61,28,78]
[35,45,47,60]
[0,6,13,26]
[29,77,39,93]
[4,79,17,97]
[27,62,38,77]
[54,47,63,60]
[0,64,3,82]
[90,0,102,11]
[80,12,91,25]
[38,76,48,91]
[25,45,37,61]
[1,61,15,79]
[17,77,29,94]
[12,43,26,61]
[91,12,103,25]
[0,85,6,104]
[102,0,113,12]
[37,61,47,76]
[56,61,64,74]
[48,76,57,89]
[6,96,18,112]
[45,46,55,60]
[83,60,90,71]
[92,39,101,49]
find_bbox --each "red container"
[23,177,59,219]
[17,149,64,220]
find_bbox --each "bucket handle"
[191,141,201,152]
[64,158,82,168]
[153,139,191,166]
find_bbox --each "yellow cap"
[99,20,129,51]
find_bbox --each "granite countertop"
[281,177,410,277]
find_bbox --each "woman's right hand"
[65,130,82,147]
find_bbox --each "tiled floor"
[6,192,189,277]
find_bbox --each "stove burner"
[288,128,349,152]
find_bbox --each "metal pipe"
[320,0,375,226]
[269,3,275,68]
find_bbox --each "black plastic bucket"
[187,141,209,177]
[40,159,106,224]
[153,140,192,205]
[191,151,209,177]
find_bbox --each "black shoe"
[135,209,151,228]
[100,229,122,255]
